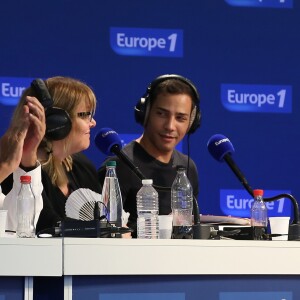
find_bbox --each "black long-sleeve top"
[2,153,102,233]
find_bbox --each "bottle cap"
[106,161,116,167]
[142,179,153,185]
[253,189,264,197]
[20,175,31,183]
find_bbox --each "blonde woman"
[2,76,101,233]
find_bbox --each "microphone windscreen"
[94,128,122,155]
[207,134,235,162]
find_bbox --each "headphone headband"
[31,79,53,109]
[146,74,200,105]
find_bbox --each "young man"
[98,74,201,237]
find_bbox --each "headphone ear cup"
[45,107,72,141]
[188,108,202,134]
[31,79,73,141]
[134,97,148,126]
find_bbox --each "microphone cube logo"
[221,84,292,113]
[110,27,183,57]
[220,189,292,218]
[0,77,33,106]
[224,0,293,9]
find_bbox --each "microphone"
[207,134,253,196]
[95,128,146,180]
[207,133,300,240]
[95,128,204,239]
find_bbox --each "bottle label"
[137,214,159,239]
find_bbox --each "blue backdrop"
[0,0,298,219]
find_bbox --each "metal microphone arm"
[224,154,300,240]
[111,145,146,181]
[263,193,300,225]
[263,194,300,240]
[223,154,254,197]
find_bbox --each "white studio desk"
[0,237,62,276]
[1,238,300,300]
[0,237,62,300]
[63,238,300,275]
[63,238,300,300]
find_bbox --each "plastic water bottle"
[136,179,159,239]
[171,166,193,239]
[251,189,268,240]
[17,175,36,238]
[101,161,123,230]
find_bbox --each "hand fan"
[65,188,102,221]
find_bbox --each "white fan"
[65,188,102,221]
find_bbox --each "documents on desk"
[199,215,251,240]
[200,215,250,225]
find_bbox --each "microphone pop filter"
[207,134,235,162]
[94,128,122,156]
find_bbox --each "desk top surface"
[0,237,62,276]
[0,237,299,276]
[63,238,300,276]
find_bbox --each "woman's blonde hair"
[13,76,97,187]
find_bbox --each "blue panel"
[0,277,24,300]
[220,291,292,300]
[224,0,293,8]
[99,293,185,300]
[72,275,300,300]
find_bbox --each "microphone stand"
[263,194,300,241]
[224,155,300,240]
[224,154,254,197]
[192,196,212,239]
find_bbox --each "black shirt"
[1,152,102,233]
[98,141,199,236]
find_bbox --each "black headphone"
[31,78,72,141]
[134,74,201,134]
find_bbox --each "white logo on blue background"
[110,27,183,57]
[224,0,293,8]
[220,189,292,218]
[0,77,34,106]
[221,84,292,113]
